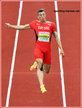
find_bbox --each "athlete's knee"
[45,65,51,74]
[38,63,43,71]
[36,59,43,70]
[45,69,50,74]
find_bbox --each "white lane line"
[54,0,66,107]
[6,1,23,107]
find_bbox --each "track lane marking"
[6,1,23,107]
[54,0,66,107]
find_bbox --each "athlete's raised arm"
[53,31,64,56]
[5,23,30,30]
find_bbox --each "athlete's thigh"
[43,49,51,65]
[36,58,43,64]
[34,46,43,60]
[43,63,51,74]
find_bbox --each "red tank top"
[29,20,56,50]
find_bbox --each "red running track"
[2,1,80,107]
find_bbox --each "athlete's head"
[37,9,46,22]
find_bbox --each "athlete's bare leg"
[36,58,44,87]
[30,59,47,93]
[43,64,51,74]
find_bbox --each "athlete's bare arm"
[5,23,30,30]
[53,31,64,56]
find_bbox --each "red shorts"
[34,44,51,64]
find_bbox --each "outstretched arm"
[5,23,30,30]
[53,31,64,56]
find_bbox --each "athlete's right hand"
[60,49,64,57]
[5,23,11,28]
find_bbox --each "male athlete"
[6,9,64,93]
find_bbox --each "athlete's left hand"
[60,49,64,57]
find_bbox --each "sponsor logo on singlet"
[38,32,50,42]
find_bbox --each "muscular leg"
[43,64,51,74]
[36,58,44,87]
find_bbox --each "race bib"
[38,32,50,42]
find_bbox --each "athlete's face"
[38,12,46,22]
